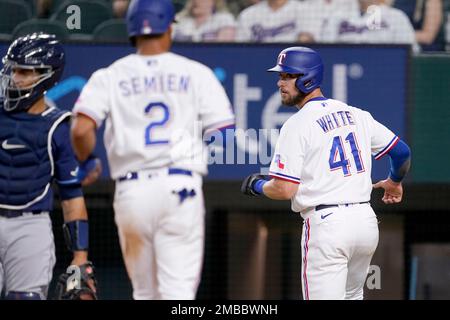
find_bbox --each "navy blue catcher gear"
[126,0,176,38]
[0,33,65,112]
[268,47,324,94]
[0,106,71,208]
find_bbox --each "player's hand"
[241,174,267,196]
[81,158,102,186]
[78,156,102,186]
[55,261,98,300]
[70,257,97,296]
[373,178,403,204]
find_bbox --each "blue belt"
[118,168,193,182]
[315,202,369,211]
[0,209,47,219]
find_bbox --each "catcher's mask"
[0,32,65,112]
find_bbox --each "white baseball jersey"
[73,52,235,179]
[268,97,398,217]
[173,12,236,42]
[236,0,305,42]
[321,4,420,52]
[299,0,360,41]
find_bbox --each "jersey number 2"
[329,132,365,176]
[144,102,170,145]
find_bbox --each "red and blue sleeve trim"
[269,171,301,184]
[374,136,399,160]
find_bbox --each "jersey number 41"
[329,132,365,176]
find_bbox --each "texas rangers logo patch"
[275,154,285,169]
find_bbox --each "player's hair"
[130,32,166,47]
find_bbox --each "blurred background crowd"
[0,0,449,52]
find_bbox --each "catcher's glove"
[54,261,98,300]
[241,174,268,196]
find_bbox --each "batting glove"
[241,174,268,196]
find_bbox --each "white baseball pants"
[113,169,205,300]
[301,203,379,300]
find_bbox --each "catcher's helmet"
[126,0,176,38]
[268,47,323,94]
[0,33,65,112]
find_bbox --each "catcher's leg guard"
[5,291,42,300]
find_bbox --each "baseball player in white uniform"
[321,0,420,52]
[70,0,234,300]
[236,0,305,42]
[241,47,411,300]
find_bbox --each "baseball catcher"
[0,33,99,300]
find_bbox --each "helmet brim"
[267,65,302,74]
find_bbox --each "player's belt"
[315,202,370,211]
[167,168,193,176]
[0,209,48,218]
[118,168,193,182]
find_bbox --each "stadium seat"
[50,0,113,36]
[48,0,111,15]
[22,0,36,15]
[12,19,69,41]
[0,0,32,40]
[173,0,187,13]
[93,19,128,43]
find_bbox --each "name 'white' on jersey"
[74,53,235,179]
[268,98,397,216]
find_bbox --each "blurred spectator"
[173,0,236,42]
[299,0,360,42]
[112,0,130,18]
[321,0,420,52]
[228,0,262,17]
[447,3,450,50]
[236,0,306,42]
[393,0,444,51]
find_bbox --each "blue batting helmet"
[126,0,176,38]
[0,33,65,112]
[268,47,324,94]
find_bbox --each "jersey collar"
[302,96,328,108]
[307,96,328,103]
